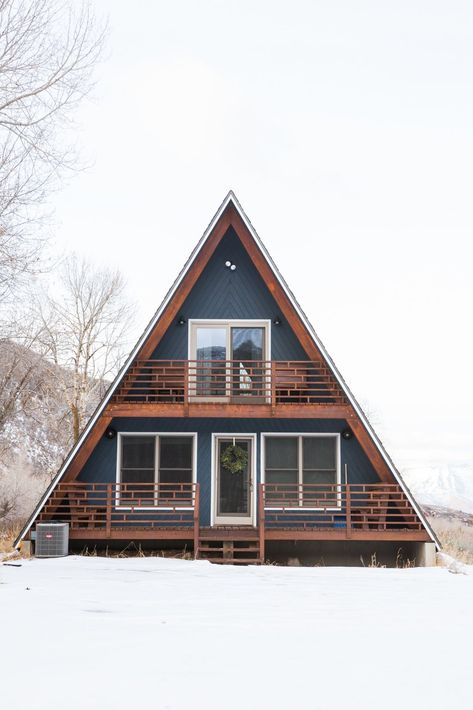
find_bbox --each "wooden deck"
[109,359,349,417]
[36,482,430,563]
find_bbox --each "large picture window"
[118,434,195,506]
[263,435,339,506]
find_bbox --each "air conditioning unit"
[35,523,69,558]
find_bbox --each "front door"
[214,436,254,525]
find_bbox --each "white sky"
[50,1,473,467]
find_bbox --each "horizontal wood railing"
[113,359,347,406]
[37,482,422,541]
[261,483,422,531]
[39,482,200,536]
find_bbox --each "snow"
[1,556,472,710]
[402,462,473,514]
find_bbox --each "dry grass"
[428,517,473,565]
[0,521,24,558]
[79,542,194,560]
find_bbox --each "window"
[189,320,269,399]
[192,322,266,362]
[264,435,339,506]
[121,435,155,501]
[159,437,193,484]
[118,434,195,506]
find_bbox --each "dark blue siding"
[79,418,380,526]
[151,227,308,360]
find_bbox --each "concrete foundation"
[264,540,436,567]
[67,538,437,567]
[415,541,437,567]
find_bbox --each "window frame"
[188,319,271,361]
[188,319,271,403]
[116,432,197,510]
[211,432,257,526]
[261,432,341,510]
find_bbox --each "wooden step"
[199,545,259,554]
[197,536,262,565]
[199,527,259,541]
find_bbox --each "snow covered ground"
[1,556,472,710]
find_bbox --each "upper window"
[264,435,339,506]
[118,434,195,505]
[189,320,269,399]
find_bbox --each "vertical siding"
[151,227,308,361]
[79,417,380,526]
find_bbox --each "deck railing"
[40,482,200,538]
[261,483,422,531]
[113,359,347,405]
[39,482,421,539]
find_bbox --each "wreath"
[221,444,248,474]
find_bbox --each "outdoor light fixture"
[105,427,117,440]
[273,315,282,326]
[341,428,353,440]
[177,315,186,325]
[225,260,237,270]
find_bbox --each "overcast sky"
[49,1,473,467]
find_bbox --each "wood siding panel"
[78,417,380,526]
[150,228,308,361]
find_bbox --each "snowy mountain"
[0,341,108,520]
[401,462,473,515]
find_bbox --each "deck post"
[183,360,189,415]
[270,362,276,414]
[345,484,352,539]
[258,483,265,564]
[106,483,112,538]
[193,483,200,559]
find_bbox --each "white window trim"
[116,432,197,510]
[187,319,271,361]
[211,432,257,526]
[260,433,341,510]
[188,319,271,404]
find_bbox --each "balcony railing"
[261,483,422,531]
[41,482,200,535]
[113,359,347,405]
[39,482,422,538]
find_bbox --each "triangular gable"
[15,191,438,547]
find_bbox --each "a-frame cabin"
[17,192,438,565]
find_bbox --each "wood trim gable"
[137,207,233,360]
[62,416,112,482]
[15,192,438,547]
[122,202,395,484]
[134,203,325,364]
[229,206,325,363]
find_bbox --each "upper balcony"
[107,359,350,418]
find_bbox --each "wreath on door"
[221,444,248,474]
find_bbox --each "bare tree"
[35,255,134,443]
[0,0,105,302]
[0,453,49,523]
[0,327,55,525]
[0,2,106,524]
[0,319,49,435]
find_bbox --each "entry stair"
[197,526,262,565]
